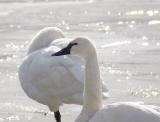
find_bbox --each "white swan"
[18,27,108,122]
[53,37,160,122]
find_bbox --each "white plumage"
[56,37,160,122]
[18,27,108,118]
[89,102,160,122]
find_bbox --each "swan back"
[89,102,160,122]
[28,27,64,54]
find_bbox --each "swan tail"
[28,27,64,54]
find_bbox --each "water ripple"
[129,87,160,98]
[148,20,160,25]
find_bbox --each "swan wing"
[19,47,84,104]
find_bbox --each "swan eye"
[71,43,78,46]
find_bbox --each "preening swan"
[18,27,108,122]
[53,37,160,122]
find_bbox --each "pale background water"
[0,0,160,121]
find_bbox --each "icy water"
[0,0,160,121]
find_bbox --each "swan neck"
[28,28,64,54]
[76,51,102,122]
[85,53,102,111]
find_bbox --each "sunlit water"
[0,0,160,121]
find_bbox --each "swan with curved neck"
[54,37,160,122]
[19,27,109,122]
[74,38,103,122]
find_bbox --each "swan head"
[52,37,96,58]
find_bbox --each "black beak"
[52,43,77,56]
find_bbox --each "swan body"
[89,102,160,122]
[54,37,160,122]
[18,27,108,122]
